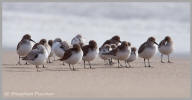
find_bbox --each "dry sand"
[1,50,191,98]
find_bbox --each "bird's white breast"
[139,47,156,59]
[99,49,109,60]
[28,53,46,65]
[64,50,83,65]
[17,41,33,57]
[158,45,173,55]
[127,53,137,62]
[83,49,98,61]
[112,48,130,60]
[53,42,64,58]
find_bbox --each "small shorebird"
[71,34,84,47]
[17,34,36,65]
[126,47,137,67]
[60,44,83,71]
[52,38,69,58]
[40,39,50,59]
[48,40,54,63]
[102,35,121,47]
[52,38,62,53]
[82,40,98,69]
[101,35,121,65]
[22,44,47,72]
[108,44,117,65]
[99,44,111,64]
[138,37,158,67]
[103,41,131,68]
[32,39,49,68]
[158,36,173,63]
[56,41,70,58]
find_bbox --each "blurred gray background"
[2,2,190,54]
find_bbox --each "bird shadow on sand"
[1,65,37,72]
[2,63,32,66]
[2,69,36,72]
[45,67,84,72]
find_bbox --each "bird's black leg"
[43,64,45,68]
[88,61,92,69]
[72,65,75,71]
[144,58,147,67]
[17,56,21,65]
[118,60,120,68]
[84,60,86,69]
[161,54,165,63]
[111,58,113,64]
[108,59,111,65]
[25,61,28,65]
[148,59,151,67]
[63,62,65,65]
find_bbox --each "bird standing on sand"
[32,39,49,68]
[99,44,111,64]
[103,41,131,68]
[82,40,98,69]
[48,40,54,63]
[52,38,62,58]
[52,38,70,59]
[138,37,158,67]
[17,34,36,65]
[22,44,47,72]
[126,47,137,67]
[101,35,121,65]
[60,44,83,71]
[158,36,173,63]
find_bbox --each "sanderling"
[52,38,62,57]
[158,36,173,63]
[22,43,47,72]
[60,44,83,71]
[138,37,158,67]
[82,40,98,69]
[48,40,54,63]
[32,39,49,68]
[71,34,84,47]
[103,41,131,68]
[17,34,36,65]
[99,44,111,64]
[55,41,70,58]
[126,47,137,67]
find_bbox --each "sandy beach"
[1,50,191,98]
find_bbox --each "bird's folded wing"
[138,42,147,53]
[22,50,39,60]
[82,45,89,56]
[17,41,22,50]
[60,49,72,60]
[158,40,165,48]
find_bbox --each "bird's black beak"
[119,40,122,43]
[29,39,36,43]
[154,42,159,46]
